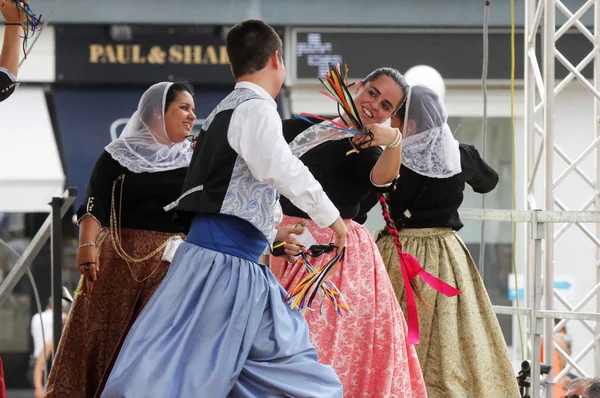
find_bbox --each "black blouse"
[279,117,393,220]
[0,69,17,102]
[355,143,499,231]
[76,151,188,233]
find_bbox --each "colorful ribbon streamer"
[285,251,350,316]
[74,275,93,297]
[7,0,43,59]
[318,63,367,134]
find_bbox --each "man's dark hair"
[226,20,282,78]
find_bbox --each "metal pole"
[524,0,537,363]
[594,0,600,375]
[479,0,491,281]
[531,211,545,395]
[50,197,63,358]
[543,0,556,395]
[459,208,600,223]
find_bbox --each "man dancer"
[102,20,347,397]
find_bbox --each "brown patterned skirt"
[44,228,183,398]
[376,228,520,398]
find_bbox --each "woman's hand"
[77,245,99,281]
[328,217,347,255]
[0,0,27,24]
[354,123,400,149]
[77,216,101,281]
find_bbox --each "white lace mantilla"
[105,82,193,174]
[106,142,192,174]
[400,85,461,178]
[402,124,461,179]
[288,122,351,158]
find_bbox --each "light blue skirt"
[101,214,343,398]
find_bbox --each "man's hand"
[274,225,306,262]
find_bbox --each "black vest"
[171,88,280,243]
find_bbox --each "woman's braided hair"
[378,193,430,306]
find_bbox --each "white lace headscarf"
[401,85,461,178]
[105,82,193,173]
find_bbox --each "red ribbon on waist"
[399,251,461,344]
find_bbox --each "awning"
[0,87,65,212]
[52,87,231,211]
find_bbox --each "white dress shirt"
[30,309,53,357]
[227,81,339,229]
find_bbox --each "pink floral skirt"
[270,216,427,398]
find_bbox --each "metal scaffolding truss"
[524,0,600,395]
[461,209,600,396]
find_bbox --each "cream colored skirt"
[377,228,520,398]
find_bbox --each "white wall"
[0,87,64,212]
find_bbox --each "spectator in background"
[541,319,577,397]
[565,377,600,398]
[27,298,53,385]
[33,339,52,398]
[27,296,70,389]
[588,380,600,398]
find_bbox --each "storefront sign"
[290,28,593,83]
[56,25,234,85]
[87,44,228,66]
